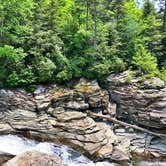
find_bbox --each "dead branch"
[87,111,166,138]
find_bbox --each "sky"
[135,0,161,10]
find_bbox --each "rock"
[107,103,117,116]
[143,77,165,89]
[74,79,110,110]
[2,77,166,163]
[62,101,89,110]
[96,144,113,159]
[107,71,166,129]
[52,110,87,122]
[111,146,130,162]
[49,110,116,158]
[0,154,14,166]
[34,86,46,95]
[47,107,65,117]
[0,89,36,112]
[37,102,50,111]
[115,128,126,134]
[116,129,166,161]
[0,124,14,133]
[0,85,118,162]
[2,150,67,166]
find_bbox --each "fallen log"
[87,111,166,138]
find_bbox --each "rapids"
[0,135,166,166]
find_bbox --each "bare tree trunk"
[86,0,89,30]
[93,0,97,50]
[0,21,3,46]
[50,0,55,32]
[87,111,166,138]
[163,0,166,32]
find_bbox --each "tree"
[141,0,160,54]
[0,45,27,87]
[0,0,33,46]
[132,45,158,76]
[93,0,97,49]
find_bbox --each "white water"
[0,135,166,166]
[0,135,114,166]
[139,162,166,166]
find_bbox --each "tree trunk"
[93,0,97,50]
[87,111,166,138]
[86,0,89,30]
[163,0,166,32]
[0,21,3,46]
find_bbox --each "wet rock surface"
[0,154,14,166]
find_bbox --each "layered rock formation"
[0,75,166,165]
[107,71,166,129]
[0,79,123,162]
[115,126,166,161]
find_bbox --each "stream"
[0,135,165,166]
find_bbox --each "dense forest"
[0,0,165,90]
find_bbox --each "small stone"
[127,128,134,133]
[35,95,45,100]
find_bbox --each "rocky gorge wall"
[107,71,166,129]
[0,75,166,165]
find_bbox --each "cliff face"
[107,71,166,129]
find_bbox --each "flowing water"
[0,135,114,166]
[0,135,165,166]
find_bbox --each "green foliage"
[0,45,26,62]
[0,0,165,89]
[124,71,133,85]
[111,57,126,74]
[0,45,27,86]
[87,62,110,80]
[34,56,56,83]
[159,68,166,82]
[18,66,36,91]
[54,51,73,82]
[56,66,73,83]
[117,1,142,62]
[70,56,86,78]
[132,45,158,76]
[7,71,19,87]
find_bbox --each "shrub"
[34,56,56,83]
[0,45,27,86]
[7,71,19,87]
[18,66,36,91]
[70,56,86,78]
[159,68,166,82]
[111,57,126,74]
[56,66,73,82]
[53,51,73,82]
[132,45,158,76]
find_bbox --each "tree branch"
[87,111,166,138]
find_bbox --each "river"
[0,135,165,166]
